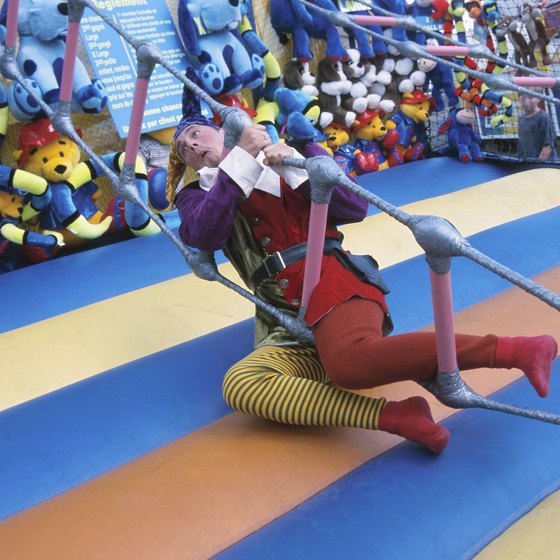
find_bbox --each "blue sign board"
[80,0,188,138]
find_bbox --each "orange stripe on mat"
[1,267,560,560]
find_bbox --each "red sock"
[378,397,450,453]
[495,336,558,397]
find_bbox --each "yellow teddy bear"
[14,119,113,244]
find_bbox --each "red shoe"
[378,397,450,453]
[495,335,558,398]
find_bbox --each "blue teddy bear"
[0,0,107,121]
[177,0,264,96]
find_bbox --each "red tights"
[312,298,498,390]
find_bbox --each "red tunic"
[238,178,389,326]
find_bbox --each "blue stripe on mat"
[0,320,252,521]
[0,206,558,521]
[215,366,560,560]
[0,159,516,333]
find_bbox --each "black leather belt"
[251,238,343,287]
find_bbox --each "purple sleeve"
[175,171,245,251]
[300,143,369,224]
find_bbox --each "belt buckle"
[263,251,286,277]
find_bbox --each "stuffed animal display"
[177,0,265,96]
[1,0,107,121]
[0,0,552,272]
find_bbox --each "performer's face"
[176,124,224,170]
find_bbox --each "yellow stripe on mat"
[1,168,559,412]
[342,168,560,268]
[475,490,560,560]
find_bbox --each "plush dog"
[1,0,107,121]
[341,49,381,115]
[369,55,424,116]
[282,59,319,97]
[316,57,356,129]
[177,0,264,95]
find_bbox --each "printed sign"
[80,0,188,138]
[335,0,369,12]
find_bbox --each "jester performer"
[165,89,558,454]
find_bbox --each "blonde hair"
[165,139,186,206]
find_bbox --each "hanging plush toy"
[417,56,458,112]
[341,49,381,115]
[238,0,281,143]
[495,16,534,73]
[438,106,485,163]
[282,59,319,97]
[177,0,265,96]
[1,0,107,122]
[0,163,64,265]
[519,2,551,66]
[331,0,387,59]
[269,0,348,62]
[68,152,161,238]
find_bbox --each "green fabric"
[224,213,298,348]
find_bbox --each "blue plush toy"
[274,87,329,145]
[332,0,387,58]
[238,0,281,143]
[177,0,264,96]
[0,0,107,121]
[58,153,161,238]
[438,107,485,163]
[417,56,458,112]
[270,0,348,62]
[0,164,63,260]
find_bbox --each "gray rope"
[421,369,560,424]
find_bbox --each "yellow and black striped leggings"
[223,345,387,430]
